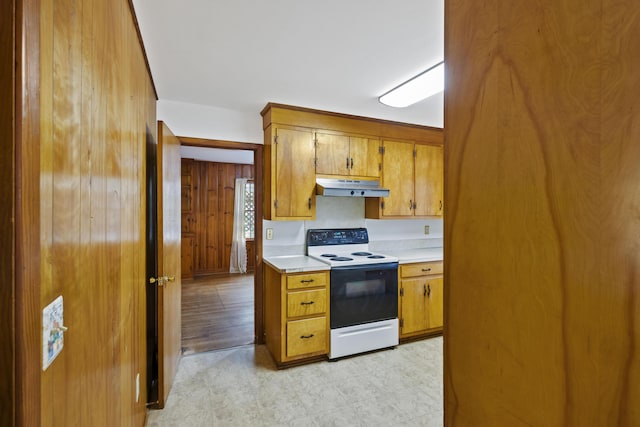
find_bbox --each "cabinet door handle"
[300,334,315,339]
[300,301,315,306]
[350,157,354,169]
[308,198,312,209]
[413,201,417,209]
[427,284,431,297]
[300,279,315,283]
[409,200,413,210]
[440,200,443,210]
[346,157,350,169]
[423,284,427,296]
[422,268,432,272]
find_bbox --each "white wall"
[157,99,263,143]
[263,197,443,256]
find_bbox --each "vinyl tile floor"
[146,337,443,427]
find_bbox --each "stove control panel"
[307,228,369,246]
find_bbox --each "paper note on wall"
[42,295,65,370]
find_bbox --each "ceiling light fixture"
[378,61,445,108]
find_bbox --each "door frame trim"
[178,136,265,344]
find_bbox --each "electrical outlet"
[266,228,274,240]
[424,225,430,235]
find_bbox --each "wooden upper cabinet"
[380,139,415,217]
[414,144,443,216]
[315,132,380,178]
[366,140,443,219]
[265,125,316,220]
[315,133,350,176]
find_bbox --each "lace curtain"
[230,178,248,273]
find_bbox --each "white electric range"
[306,228,399,359]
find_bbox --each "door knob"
[149,276,164,286]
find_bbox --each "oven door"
[330,262,398,329]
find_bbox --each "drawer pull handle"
[300,334,315,339]
[300,301,315,305]
[300,279,315,283]
[422,268,432,272]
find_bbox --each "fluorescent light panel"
[379,61,444,108]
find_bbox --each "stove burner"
[330,257,353,261]
[351,251,373,256]
[321,254,338,258]
[367,255,385,259]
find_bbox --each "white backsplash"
[263,196,443,257]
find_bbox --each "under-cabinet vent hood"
[315,178,390,197]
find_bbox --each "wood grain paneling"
[15,0,43,424]
[1,0,15,423]
[184,160,254,276]
[15,0,156,424]
[445,1,640,425]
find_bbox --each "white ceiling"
[132,0,444,129]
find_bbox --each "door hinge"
[274,200,278,209]
[274,135,278,144]
[400,319,404,328]
[379,146,385,155]
[381,201,385,210]
[414,148,417,157]
[314,158,317,167]
[378,163,382,171]
[400,288,404,297]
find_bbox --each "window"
[243,181,255,239]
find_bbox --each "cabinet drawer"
[401,261,443,278]
[287,289,327,318]
[287,272,328,290]
[286,317,327,357]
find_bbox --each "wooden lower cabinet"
[264,265,329,366]
[398,261,443,339]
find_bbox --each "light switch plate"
[42,295,65,371]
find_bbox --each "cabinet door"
[315,132,350,175]
[349,137,380,178]
[415,144,443,216]
[382,140,415,217]
[427,277,444,329]
[401,278,428,335]
[274,127,316,219]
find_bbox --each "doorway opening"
[178,137,264,355]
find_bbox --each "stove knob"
[350,190,355,195]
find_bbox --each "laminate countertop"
[263,255,331,274]
[384,247,443,264]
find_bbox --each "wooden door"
[400,278,428,335]
[315,132,350,175]
[426,277,443,330]
[349,137,380,178]
[381,140,414,217]
[274,127,315,219]
[414,144,444,216]
[156,121,181,408]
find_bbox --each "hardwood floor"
[181,273,254,355]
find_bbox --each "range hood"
[315,178,390,197]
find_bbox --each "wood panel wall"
[182,159,254,277]
[445,1,640,425]
[1,0,15,423]
[15,0,156,425]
